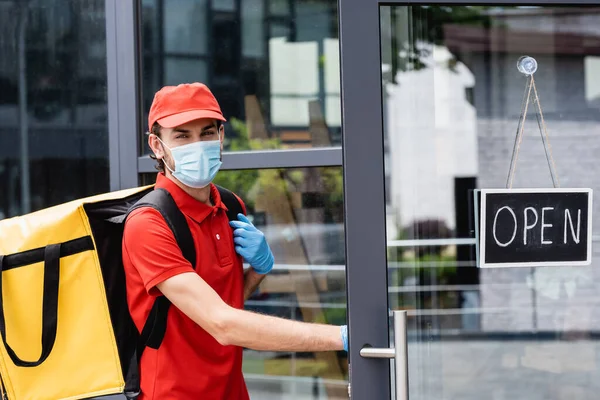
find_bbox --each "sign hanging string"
[506,63,560,189]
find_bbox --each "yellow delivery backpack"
[0,184,244,400]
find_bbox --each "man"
[122,82,348,399]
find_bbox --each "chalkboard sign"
[478,188,593,268]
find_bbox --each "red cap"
[148,82,226,131]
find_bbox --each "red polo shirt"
[122,173,249,400]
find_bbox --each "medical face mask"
[158,137,222,188]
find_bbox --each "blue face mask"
[158,138,222,188]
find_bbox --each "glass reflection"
[140,0,341,154]
[0,0,109,219]
[381,5,600,400]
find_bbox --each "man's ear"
[148,134,164,160]
[219,124,225,151]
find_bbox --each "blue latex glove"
[341,325,348,352]
[230,213,274,274]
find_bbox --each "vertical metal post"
[106,0,142,191]
[339,0,391,398]
[17,3,30,214]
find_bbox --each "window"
[140,0,341,156]
[0,0,109,219]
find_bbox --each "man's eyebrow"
[172,123,216,134]
[201,123,217,132]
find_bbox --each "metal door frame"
[338,1,600,399]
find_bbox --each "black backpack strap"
[124,188,196,398]
[216,185,244,220]
[129,188,196,350]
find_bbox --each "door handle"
[359,310,409,400]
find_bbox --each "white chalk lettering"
[564,209,581,244]
[541,207,554,245]
[493,206,517,247]
[523,207,538,245]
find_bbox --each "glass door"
[341,2,600,399]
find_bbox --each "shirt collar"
[155,173,227,224]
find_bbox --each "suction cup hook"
[517,56,538,75]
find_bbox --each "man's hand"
[230,214,274,274]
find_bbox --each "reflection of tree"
[382,6,496,84]
[214,117,344,220]
[213,117,279,212]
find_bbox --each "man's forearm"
[157,272,344,353]
[243,268,266,301]
[221,307,343,352]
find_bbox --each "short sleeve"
[122,208,195,296]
